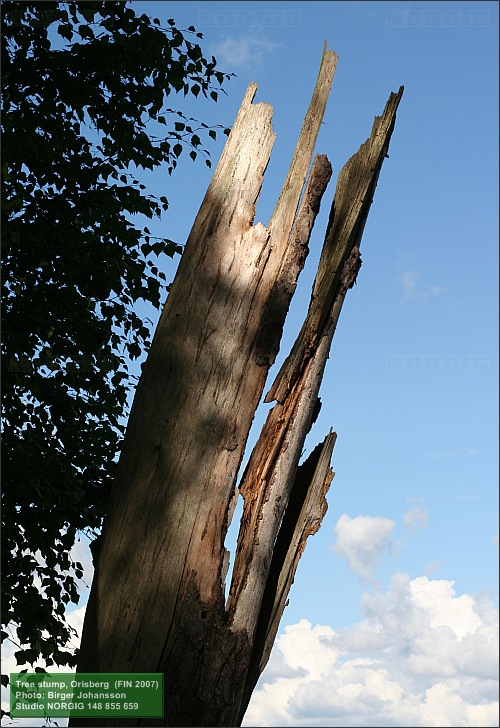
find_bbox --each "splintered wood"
[71,40,403,728]
[228,86,403,720]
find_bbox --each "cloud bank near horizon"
[244,573,499,727]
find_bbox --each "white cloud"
[244,574,499,727]
[211,36,281,71]
[333,514,396,584]
[421,284,448,301]
[424,560,443,575]
[401,269,419,300]
[426,448,481,461]
[399,269,447,302]
[403,507,428,531]
[66,603,88,646]
[3,532,498,728]
[409,576,482,639]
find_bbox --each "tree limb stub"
[265,85,404,405]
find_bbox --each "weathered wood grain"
[266,86,404,404]
[227,87,403,722]
[72,45,338,728]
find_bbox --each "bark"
[72,45,338,727]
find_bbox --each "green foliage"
[1,0,233,681]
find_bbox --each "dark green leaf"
[2,0,233,675]
[79,6,98,23]
[57,24,73,41]
[78,25,94,40]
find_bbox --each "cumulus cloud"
[244,574,499,727]
[333,514,396,584]
[211,35,281,71]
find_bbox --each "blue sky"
[2,2,498,727]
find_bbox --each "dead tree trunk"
[72,43,402,727]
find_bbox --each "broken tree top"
[73,42,402,728]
